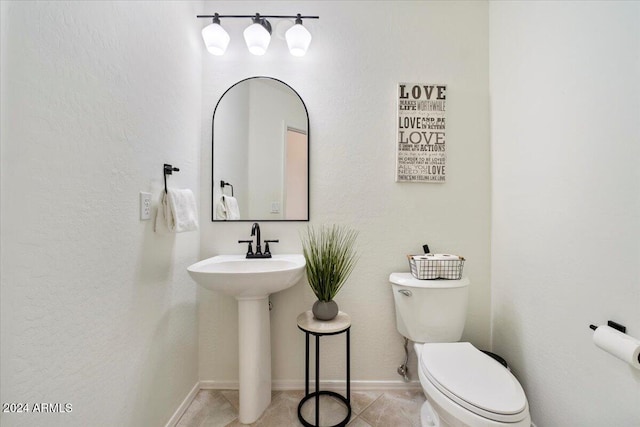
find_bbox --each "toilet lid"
[420,342,528,422]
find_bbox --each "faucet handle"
[238,240,254,256]
[264,239,279,255]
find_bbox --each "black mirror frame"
[211,76,310,222]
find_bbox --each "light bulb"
[243,17,271,56]
[201,17,230,56]
[285,19,312,57]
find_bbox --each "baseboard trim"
[199,379,421,391]
[165,382,200,427]
[274,379,422,391]
[199,380,238,390]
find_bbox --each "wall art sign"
[396,83,447,183]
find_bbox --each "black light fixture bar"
[199,13,318,57]
[197,14,319,20]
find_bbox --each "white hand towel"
[223,195,240,220]
[215,197,228,220]
[153,192,171,234]
[167,189,199,232]
[215,196,240,220]
[154,189,198,233]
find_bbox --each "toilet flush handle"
[397,289,412,297]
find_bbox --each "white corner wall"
[1,2,202,426]
[490,2,640,425]
[199,1,491,386]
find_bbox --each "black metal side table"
[296,311,351,427]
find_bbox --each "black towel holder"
[220,180,234,197]
[589,320,627,333]
[164,164,180,193]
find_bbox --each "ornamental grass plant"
[301,224,359,302]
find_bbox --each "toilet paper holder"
[590,320,640,369]
[589,320,626,333]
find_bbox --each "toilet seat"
[420,342,528,423]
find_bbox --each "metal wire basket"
[407,254,465,280]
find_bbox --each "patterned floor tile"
[224,391,304,427]
[358,390,425,427]
[177,389,423,427]
[177,390,238,427]
[348,416,374,427]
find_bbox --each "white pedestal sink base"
[238,296,271,424]
[187,255,306,424]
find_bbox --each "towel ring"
[220,180,234,197]
[164,164,180,193]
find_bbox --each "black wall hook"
[164,164,180,193]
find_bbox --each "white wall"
[490,2,640,425]
[199,1,491,386]
[0,2,202,426]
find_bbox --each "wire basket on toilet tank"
[407,254,465,280]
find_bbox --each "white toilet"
[390,272,531,427]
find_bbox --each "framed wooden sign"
[396,83,447,183]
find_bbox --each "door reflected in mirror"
[212,77,309,221]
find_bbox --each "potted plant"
[301,224,358,320]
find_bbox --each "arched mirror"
[212,77,309,221]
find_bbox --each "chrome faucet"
[238,222,279,258]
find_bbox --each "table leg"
[305,332,309,396]
[315,334,320,426]
[347,328,351,406]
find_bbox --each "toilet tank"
[390,273,469,343]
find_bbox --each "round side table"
[296,311,352,427]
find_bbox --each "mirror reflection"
[212,77,309,221]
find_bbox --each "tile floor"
[176,389,425,427]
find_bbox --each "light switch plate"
[140,192,152,220]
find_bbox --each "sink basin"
[187,254,305,299]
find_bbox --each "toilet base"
[420,400,441,427]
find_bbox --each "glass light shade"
[243,23,271,55]
[202,22,230,56]
[285,23,312,57]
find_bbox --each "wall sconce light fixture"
[201,13,230,56]
[197,13,319,57]
[285,14,312,57]
[243,14,272,56]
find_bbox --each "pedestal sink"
[187,254,306,424]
